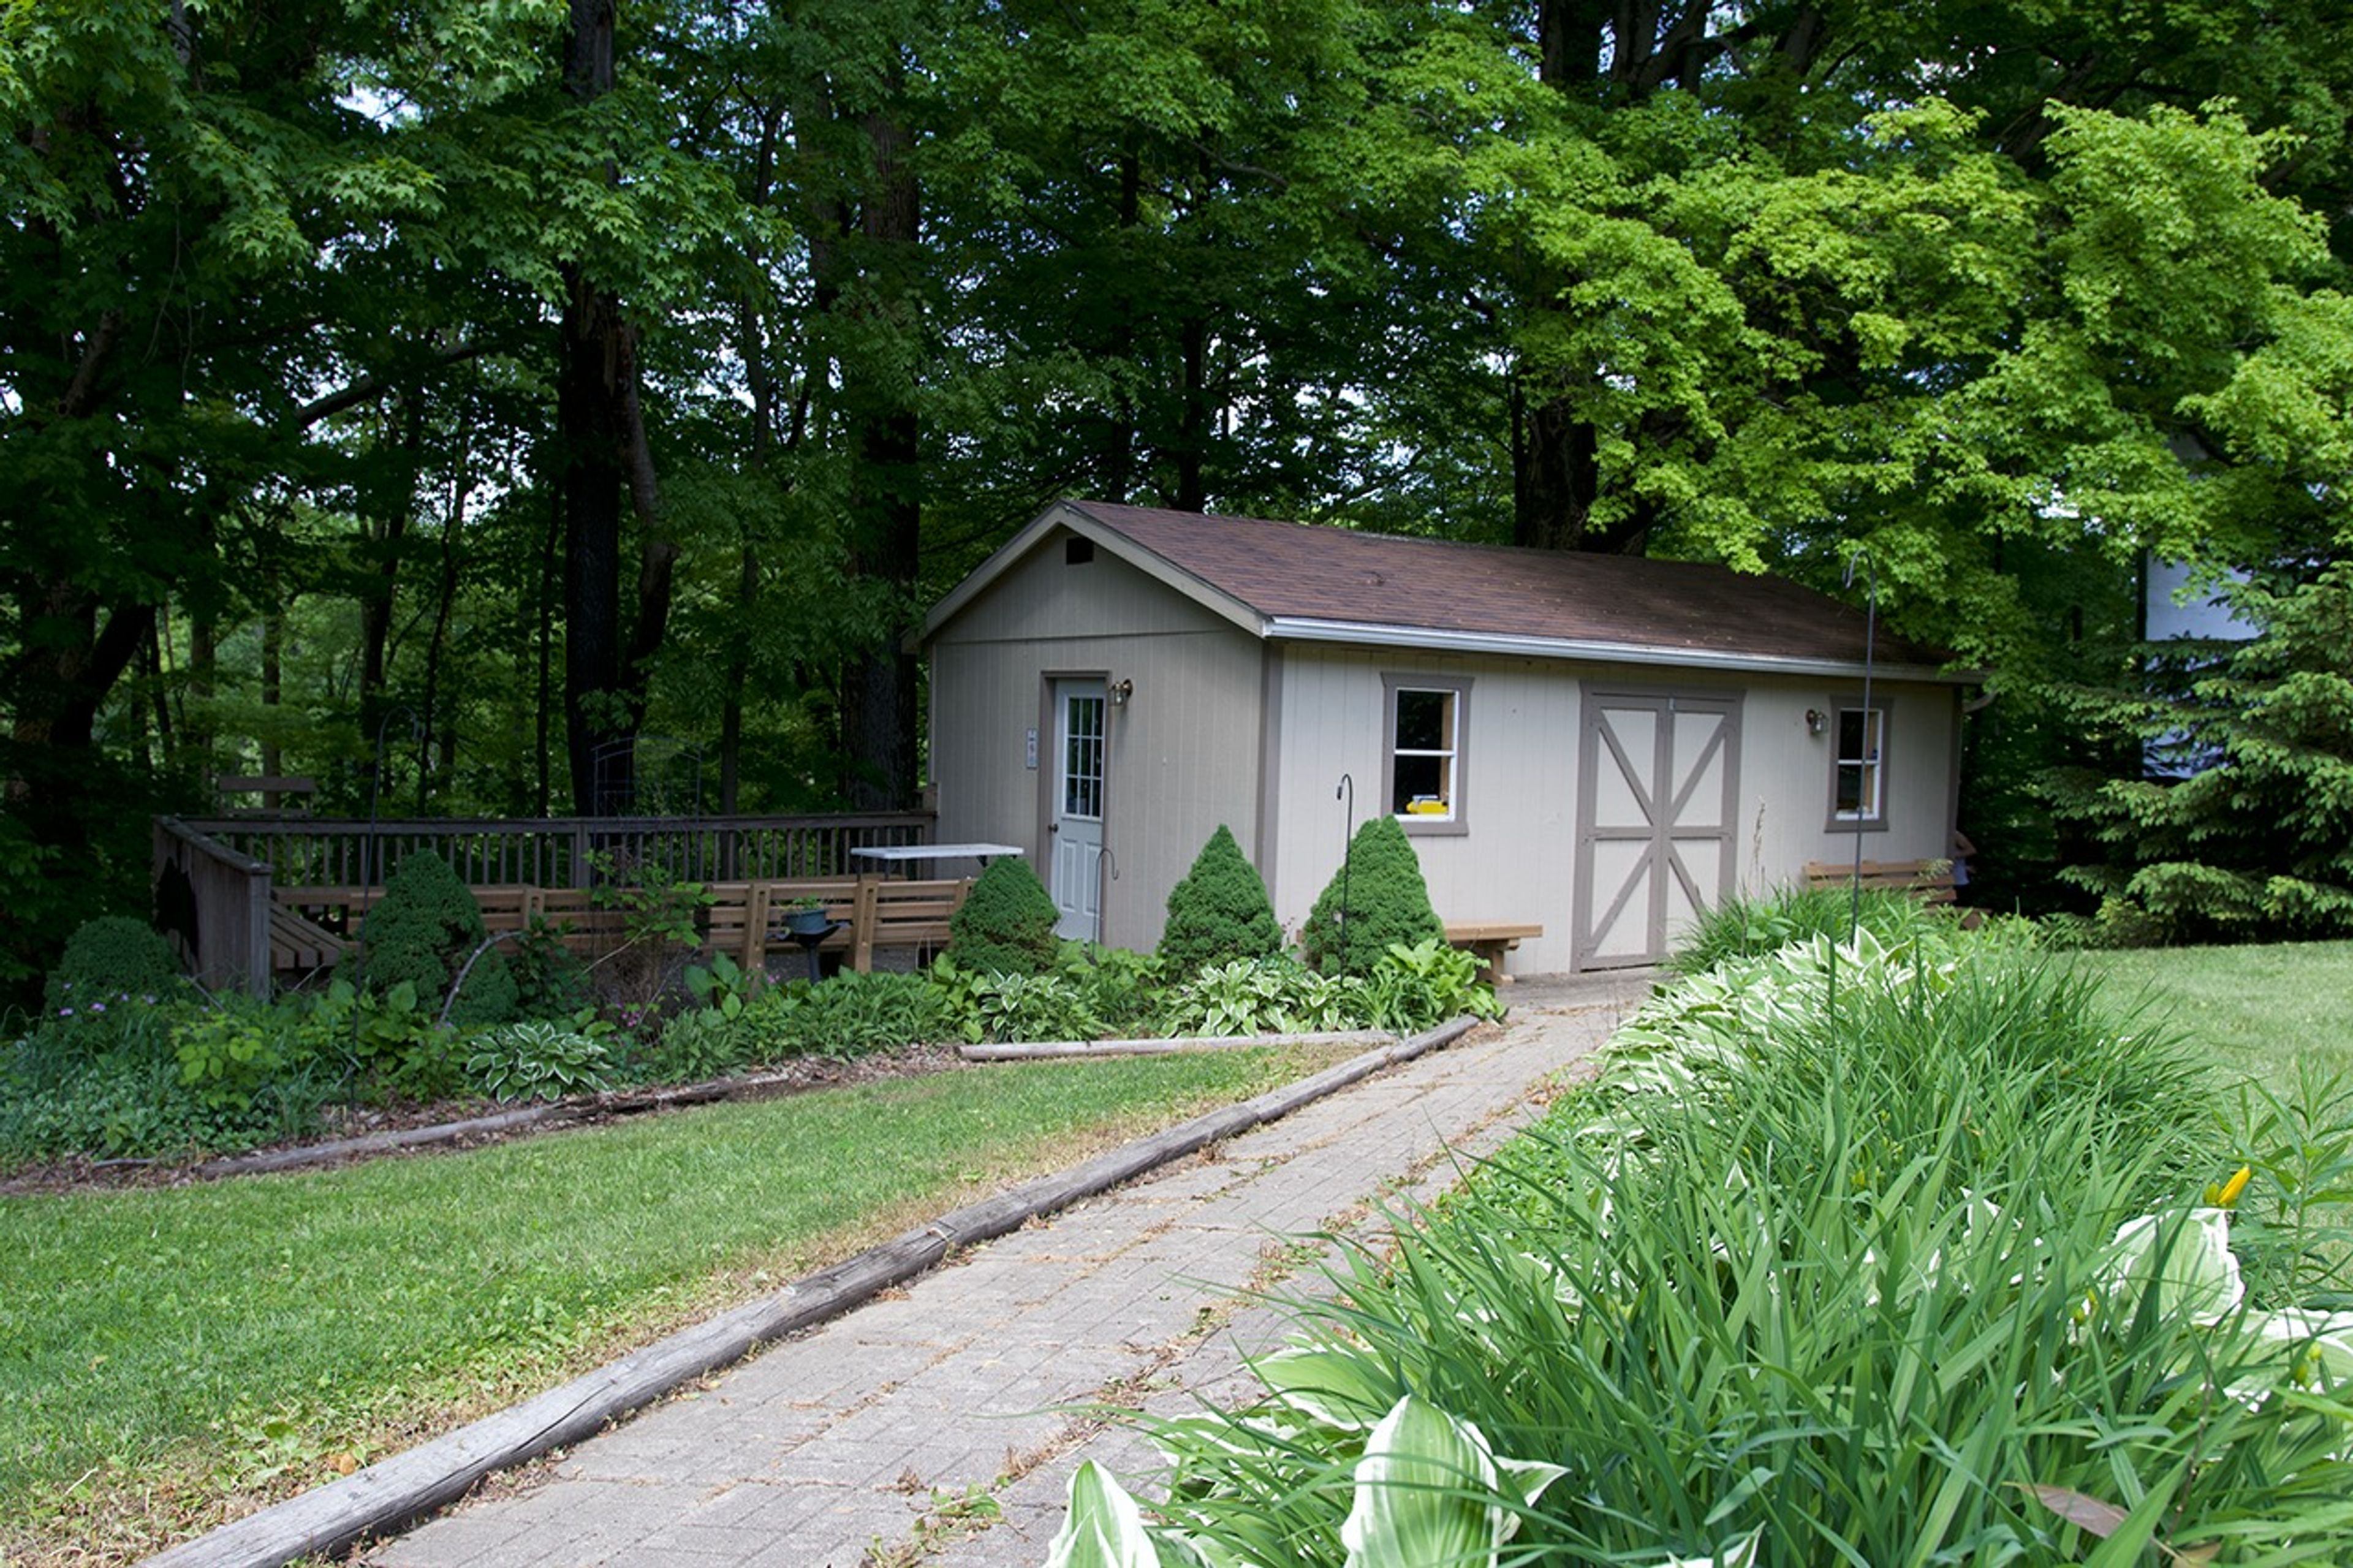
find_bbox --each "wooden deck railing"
[154,817,275,996]
[175,811,936,891]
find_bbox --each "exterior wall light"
[1805,708,1827,737]
[1110,678,1134,706]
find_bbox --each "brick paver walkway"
[367,974,1647,1568]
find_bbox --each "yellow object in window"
[1405,797,1449,815]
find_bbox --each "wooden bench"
[708,879,860,970]
[1444,922,1543,983]
[849,875,971,972]
[268,874,976,982]
[1802,859,1956,905]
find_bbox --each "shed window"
[1385,676,1470,833]
[1831,706,1886,827]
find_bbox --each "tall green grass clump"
[1050,931,2353,1566]
[1665,881,1958,975]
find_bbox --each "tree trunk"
[838,102,922,811]
[555,0,670,817]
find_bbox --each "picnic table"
[849,843,1025,877]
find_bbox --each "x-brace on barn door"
[1573,689,1741,969]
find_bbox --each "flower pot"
[782,907,832,938]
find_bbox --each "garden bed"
[0,1043,963,1196]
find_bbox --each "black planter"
[781,907,832,937]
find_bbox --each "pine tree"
[1159,825,1283,977]
[2054,562,2353,941]
[946,858,1063,975]
[1302,816,1442,976]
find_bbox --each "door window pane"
[1063,695,1104,819]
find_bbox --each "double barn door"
[1574,689,1742,969]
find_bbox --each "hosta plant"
[464,1016,618,1104]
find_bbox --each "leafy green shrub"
[173,994,305,1113]
[354,853,517,1029]
[741,969,950,1061]
[44,915,183,1016]
[299,978,466,1102]
[945,858,1062,977]
[1360,938,1503,1033]
[507,915,593,1017]
[0,1050,329,1164]
[1159,825,1283,977]
[1053,943,1163,1036]
[585,848,715,1004]
[633,1006,754,1083]
[1,994,330,1165]
[1301,816,1442,977]
[683,951,757,1018]
[930,960,1103,1044]
[466,1017,620,1103]
[1061,934,2353,1566]
[1666,882,1948,975]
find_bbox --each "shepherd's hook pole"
[1844,547,1879,949]
[1335,773,1355,955]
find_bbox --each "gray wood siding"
[1271,647,1583,972]
[928,538,1264,952]
[1270,651,1959,974]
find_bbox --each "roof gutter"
[1262,616,1972,684]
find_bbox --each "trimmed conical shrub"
[1159,825,1283,977]
[946,857,1063,975]
[356,852,518,1028]
[1302,816,1442,976]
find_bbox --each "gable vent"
[1065,536,1095,565]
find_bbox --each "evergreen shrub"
[945,858,1061,977]
[1301,816,1442,976]
[355,853,518,1029]
[44,915,183,1015]
[1158,825,1283,977]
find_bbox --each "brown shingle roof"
[1064,501,1948,670]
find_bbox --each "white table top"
[849,843,1025,863]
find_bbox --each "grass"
[2074,939,2353,1089]
[0,1044,1354,1564]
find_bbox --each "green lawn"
[2074,939,2353,1090]
[0,1046,1349,1562]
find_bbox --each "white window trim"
[1384,674,1471,837]
[1827,702,1889,832]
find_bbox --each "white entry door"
[1574,689,1741,968]
[1050,679,1107,941]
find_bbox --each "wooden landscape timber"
[960,1030,1391,1061]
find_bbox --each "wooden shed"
[921,501,1968,974]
